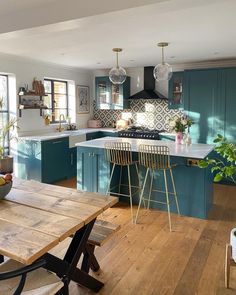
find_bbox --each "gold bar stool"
[135,144,180,231]
[105,141,141,222]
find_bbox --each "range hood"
[129,66,167,100]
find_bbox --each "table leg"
[43,218,104,293]
[82,244,100,272]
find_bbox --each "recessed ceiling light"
[170,56,175,59]
[97,62,101,64]
[129,59,135,62]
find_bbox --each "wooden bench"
[50,219,120,272]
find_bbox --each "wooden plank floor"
[55,179,236,295]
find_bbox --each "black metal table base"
[82,244,100,272]
[42,219,104,293]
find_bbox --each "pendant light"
[153,42,173,81]
[109,48,127,85]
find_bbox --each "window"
[0,75,9,155]
[44,79,68,123]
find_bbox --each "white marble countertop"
[18,128,117,141]
[76,137,214,159]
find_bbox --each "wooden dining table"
[0,178,118,293]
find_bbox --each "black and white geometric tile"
[93,99,182,130]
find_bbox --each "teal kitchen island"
[76,137,214,219]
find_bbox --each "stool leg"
[127,165,134,222]
[135,168,149,224]
[163,170,172,232]
[148,169,154,210]
[119,165,123,194]
[135,162,145,209]
[106,163,116,195]
[170,168,180,215]
[225,243,232,288]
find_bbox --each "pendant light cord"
[116,51,119,68]
[162,46,164,65]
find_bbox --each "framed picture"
[76,85,90,114]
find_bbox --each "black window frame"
[0,74,9,155]
[44,78,69,124]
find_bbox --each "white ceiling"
[0,0,236,69]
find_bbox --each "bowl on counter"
[0,181,12,200]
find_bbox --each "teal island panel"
[77,146,213,219]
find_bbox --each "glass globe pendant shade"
[154,42,173,81]
[153,62,173,81]
[109,48,127,85]
[109,66,127,85]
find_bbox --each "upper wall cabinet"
[184,69,219,144]
[184,68,236,144]
[221,68,236,141]
[95,76,130,110]
[168,71,184,109]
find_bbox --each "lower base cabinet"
[41,138,69,183]
[16,137,75,184]
[77,147,110,193]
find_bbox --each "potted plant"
[199,134,236,184]
[0,97,18,174]
[168,115,194,144]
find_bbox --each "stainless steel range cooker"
[117,126,165,140]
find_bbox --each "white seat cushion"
[0,259,63,295]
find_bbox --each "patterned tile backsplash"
[93,99,182,130]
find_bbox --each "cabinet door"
[42,137,69,183]
[77,148,110,193]
[185,69,221,144]
[95,76,130,110]
[68,147,77,178]
[95,76,111,109]
[223,68,236,141]
[77,149,93,191]
[168,72,184,109]
[92,151,110,193]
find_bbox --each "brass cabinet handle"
[52,141,62,144]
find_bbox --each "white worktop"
[75,137,214,159]
[18,128,117,141]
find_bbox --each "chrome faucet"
[57,114,65,132]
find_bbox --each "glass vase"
[175,132,183,144]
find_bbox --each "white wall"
[0,54,93,135]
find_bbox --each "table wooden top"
[0,178,118,265]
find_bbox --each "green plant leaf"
[214,173,223,182]
[198,160,208,168]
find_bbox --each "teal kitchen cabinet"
[222,68,236,141]
[86,131,118,140]
[77,147,110,193]
[168,71,184,109]
[100,131,118,137]
[184,69,224,144]
[16,137,70,183]
[86,132,102,141]
[95,76,130,110]
[41,137,69,183]
[159,134,175,141]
